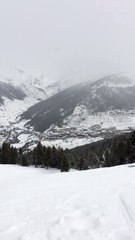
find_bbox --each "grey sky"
[0,0,135,82]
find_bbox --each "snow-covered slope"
[0,66,72,102]
[22,73,135,131]
[0,67,72,143]
[15,73,135,149]
[0,164,135,240]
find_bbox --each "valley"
[1,71,135,149]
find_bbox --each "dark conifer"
[60,150,70,172]
[1,142,10,164]
[10,147,18,164]
[77,156,88,170]
[21,154,29,167]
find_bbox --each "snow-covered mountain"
[19,73,135,148]
[0,67,72,125]
[0,81,26,105]
[22,74,135,130]
[1,71,135,149]
[0,67,72,145]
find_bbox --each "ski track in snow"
[0,165,135,240]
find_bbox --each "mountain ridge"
[22,74,135,132]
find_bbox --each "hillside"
[0,164,135,240]
[0,67,72,145]
[19,73,135,149]
[0,67,71,125]
[22,73,135,130]
[1,72,135,149]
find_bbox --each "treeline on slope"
[68,131,135,170]
[0,142,70,172]
[1,131,135,171]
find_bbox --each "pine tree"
[1,142,10,164]
[128,131,135,163]
[51,146,57,168]
[10,147,18,164]
[45,147,52,168]
[60,150,70,172]
[36,142,44,166]
[77,157,88,170]
[104,149,111,167]
[18,147,23,163]
[21,154,29,167]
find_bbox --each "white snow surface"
[41,137,103,150]
[0,164,135,240]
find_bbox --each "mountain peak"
[91,73,135,89]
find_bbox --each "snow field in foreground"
[0,165,135,240]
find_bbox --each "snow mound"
[0,164,135,240]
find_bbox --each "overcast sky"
[0,0,135,82]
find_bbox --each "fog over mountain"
[0,0,135,83]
